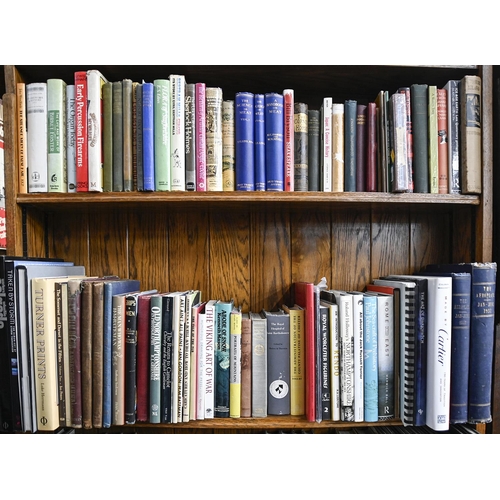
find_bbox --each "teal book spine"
[344,99,357,192]
[149,295,163,423]
[154,79,171,191]
[362,293,378,422]
[214,300,233,417]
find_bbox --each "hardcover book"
[159,293,174,423]
[443,79,461,194]
[249,311,267,417]
[102,81,113,192]
[170,74,186,191]
[229,306,242,418]
[331,103,344,192]
[190,301,205,420]
[74,71,88,191]
[195,82,207,191]
[344,99,357,192]
[136,292,152,422]
[222,99,235,191]
[321,97,332,192]
[283,88,294,191]
[154,79,171,191]
[390,92,409,192]
[206,87,224,191]
[122,79,134,192]
[195,302,207,419]
[348,291,364,422]
[235,92,255,191]
[318,303,331,419]
[308,109,320,191]
[47,78,67,193]
[112,81,124,191]
[361,292,378,422]
[135,83,144,191]
[398,86,414,192]
[203,299,218,418]
[366,102,377,192]
[375,90,390,192]
[149,293,163,423]
[263,309,290,416]
[16,83,28,194]
[240,312,252,418]
[294,102,308,191]
[265,92,284,191]
[355,103,367,192]
[254,94,266,191]
[410,83,429,193]
[427,85,439,194]
[215,299,233,418]
[142,82,155,191]
[185,83,196,191]
[436,87,449,194]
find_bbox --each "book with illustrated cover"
[437,87,449,194]
[443,79,461,194]
[206,87,223,191]
[222,99,235,191]
[215,299,233,418]
[398,86,414,192]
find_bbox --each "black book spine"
[124,294,138,424]
[161,295,173,423]
[0,257,13,432]
[319,304,331,419]
[308,109,320,191]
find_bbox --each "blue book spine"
[265,93,284,191]
[450,273,471,423]
[254,94,266,191]
[142,82,155,191]
[344,99,357,192]
[235,92,255,191]
[214,300,233,417]
[362,294,378,422]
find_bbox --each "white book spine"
[87,70,107,192]
[392,92,409,192]
[204,301,216,418]
[182,295,193,422]
[339,294,354,421]
[65,84,77,192]
[250,313,267,417]
[26,82,48,192]
[206,87,223,191]
[47,79,67,193]
[170,74,186,191]
[196,312,206,419]
[324,301,340,421]
[350,293,364,422]
[176,295,186,423]
[322,97,332,192]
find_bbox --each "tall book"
[135,83,144,191]
[170,74,186,191]
[355,103,367,192]
[249,311,267,418]
[132,81,139,191]
[136,292,152,422]
[240,312,252,418]
[229,305,242,418]
[437,87,449,194]
[222,99,235,191]
[195,82,207,191]
[26,82,48,193]
[74,71,88,192]
[265,92,284,191]
[317,303,331,419]
[87,69,108,192]
[173,292,187,423]
[428,85,439,194]
[196,306,207,419]
[254,94,266,191]
[331,103,344,193]
[307,108,320,191]
[102,81,113,192]
[390,92,409,192]
[320,97,332,192]
[283,88,294,191]
[112,81,124,192]
[203,299,218,418]
[460,74,482,194]
[47,78,67,193]
[190,301,205,420]
[410,83,429,193]
[154,79,171,191]
[344,99,357,192]
[206,87,224,191]
[263,309,290,416]
[64,84,76,193]
[149,293,163,423]
[235,92,255,191]
[293,102,308,192]
[361,292,378,422]
[348,291,364,422]
[16,83,28,193]
[122,79,133,192]
[214,299,233,418]
[443,79,461,194]
[142,82,155,191]
[159,293,174,423]
[366,102,377,192]
[375,90,390,192]
[282,304,305,416]
[294,282,316,422]
[185,82,196,191]
[426,262,496,424]
[398,86,414,192]
[91,281,105,428]
[0,100,4,249]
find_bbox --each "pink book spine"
[196,83,207,191]
[284,89,294,191]
[75,71,88,192]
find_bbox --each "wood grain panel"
[251,210,291,312]
[128,211,169,293]
[332,209,371,291]
[209,209,251,311]
[451,206,473,264]
[25,209,48,258]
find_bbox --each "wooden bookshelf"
[2,64,495,433]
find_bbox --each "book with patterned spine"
[222,100,235,191]
[170,74,186,191]
[437,87,449,194]
[265,92,284,191]
[283,88,294,191]
[398,87,414,192]
[235,92,255,191]
[331,103,344,193]
[206,87,223,191]
[254,94,266,191]
[390,92,409,192]
[320,97,332,192]
[249,311,267,417]
[195,82,207,191]
[154,79,171,191]
[26,82,48,192]
[185,83,196,191]
[74,72,88,192]
[443,79,461,194]
[294,102,308,191]
[47,78,67,193]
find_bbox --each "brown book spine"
[68,279,83,427]
[92,281,104,428]
[240,314,252,417]
[81,280,93,429]
[366,102,377,192]
[356,104,367,191]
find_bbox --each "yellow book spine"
[229,310,242,418]
[289,308,305,416]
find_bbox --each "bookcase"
[2,64,495,434]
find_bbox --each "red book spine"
[136,294,152,422]
[366,102,377,192]
[284,89,294,191]
[437,88,449,194]
[196,83,207,191]
[75,71,88,192]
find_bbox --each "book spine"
[344,100,357,192]
[185,83,196,191]
[132,81,138,191]
[102,282,113,428]
[265,92,284,191]
[254,94,266,191]
[351,293,364,422]
[60,282,71,426]
[412,280,427,426]
[437,88,449,194]
[283,89,294,191]
[112,81,124,192]
[135,83,144,192]
[398,87,414,192]
[460,75,482,193]
[175,295,185,423]
[74,72,88,192]
[326,302,340,421]
[204,301,216,418]
[182,294,195,422]
[124,294,138,424]
[222,100,235,191]
[189,302,202,420]
[47,79,67,193]
[410,84,429,193]
[319,305,331,420]
[196,310,206,419]
[235,92,255,191]
[136,294,151,422]
[92,282,104,428]
[321,97,332,192]
[307,109,320,191]
[289,309,305,416]
[229,309,242,418]
[111,294,126,425]
[68,280,83,427]
[102,82,113,192]
[444,80,461,194]
[427,85,439,194]
[331,103,344,193]
[65,84,77,193]
[339,295,354,422]
[81,281,93,429]
[250,314,267,417]
[160,295,173,423]
[142,82,155,191]
[215,301,232,417]
[154,79,171,191]
[195,82,207,191]
[206,87,224,191]
[26,82,48,193]
[170,74,186,191]
[366,102,377,192]
[16,83,28,193]
[294,102,308,192]
[87,71,106,192]
[240,314,252,418]
[355,104,367,192]
[54,282,66,427]
[122,79,133,192]
[362,294,378,422]
[149,296,162,423]
[391,92,409,192]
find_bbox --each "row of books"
[16,70,482,196]
[0,97,6,249]
[0,256,495,433]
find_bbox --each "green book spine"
[102,82,113,192]
[294,102,308,191]
[135,83,144,191]
[122,79,133,192]
[410,83,429,193]
[428,85,438,194]
[112,81,124,192]
[215,299,234,417]
[47,78,67,192]
[154,79,171,191]
[149,295,162,423]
